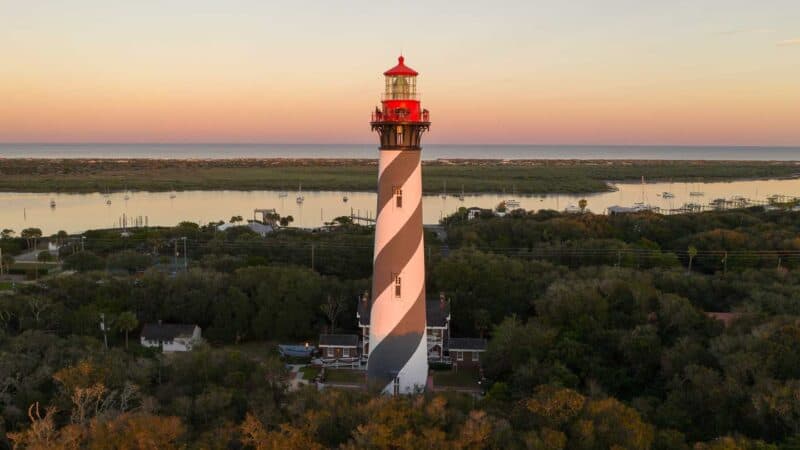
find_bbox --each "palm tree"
[115,311,139,349]
[578,199,588,213]
[1,229,14,239]
[687,245,698,275]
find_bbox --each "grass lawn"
[217,341,280,362]
[433,368,481,389]
[325,369,365,385]
[300,366,321,381]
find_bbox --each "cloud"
[777,38,800,46]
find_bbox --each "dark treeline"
[2,207,800,448]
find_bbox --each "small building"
[319,334,360,367]
[140,323,202,352]
[448,338,487,369]
[467,207,491,220]
[216,220,274,237]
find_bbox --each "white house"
[140,322,202,352]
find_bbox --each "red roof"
[384,56,418,76]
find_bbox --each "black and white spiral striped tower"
[367,56,431,394]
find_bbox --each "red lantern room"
[371,56,430,150]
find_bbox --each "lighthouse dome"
[383,56,418,76]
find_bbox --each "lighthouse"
[367,56,431,394]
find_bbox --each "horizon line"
[1,142,799,149]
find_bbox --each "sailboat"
[441,181,447,199]
[458,185,465,201]
[505,185,520,208]
[50,199,56,208]
[296,184,305,204]
[342,193,349,203]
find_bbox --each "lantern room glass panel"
[385,76,416,100]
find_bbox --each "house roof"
[319,334,359,347]
[140,323,197,341]
[384,56,418,77]
[358,298,450,327]
[449,338,488,351]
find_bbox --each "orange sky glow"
[1,1,799,146]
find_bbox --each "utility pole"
[722,251,728,275]
[100,313,108,349]
[182,237,187,271]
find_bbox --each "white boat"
[505,199,520,208]
[170,192,177,199]
[564,204,582,214]
[662,192,675,199]
[690,191,705,197]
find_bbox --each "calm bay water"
[2,178,799,235]
[1,143,799,160]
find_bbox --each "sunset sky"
[1,1,798,146]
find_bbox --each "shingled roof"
[140,323,197,341]
[358,296,450,327]
[319,334,359,347]
[448,338,488,351]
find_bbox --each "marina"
[2,177,798,235]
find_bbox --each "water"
[1,143,799,160]
[3,178,798,235]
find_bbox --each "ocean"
[0,144,798,160]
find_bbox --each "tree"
[114,311,139,349]
[54,230,68,246]
[1,228,14,239]
[578,198,588,213]
[687,245,698,274]
[474,309,491,338]
[230,215,244,224]
[279,215,294,227]
[63,251,105,272]
[320,295,344,333]
[21,227,43,249]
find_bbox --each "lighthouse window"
[394,187,403,208]
[394,274,402,298]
